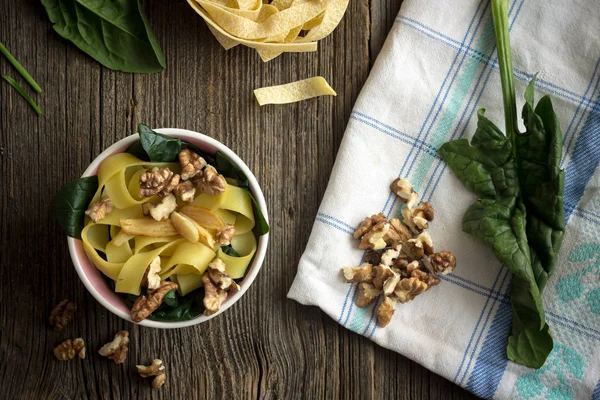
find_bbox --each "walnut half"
[98,331,129,364]
[130,281,178,322]
[137,359,167,389]
[53,338,85,361]
[49,299,76,331]
[85,197,113,223]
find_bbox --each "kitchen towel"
[287,0,600,398]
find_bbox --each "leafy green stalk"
[0,42,42,93]
[2,75,42,116]
[439,0,565,368]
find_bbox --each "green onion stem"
[0,42,42,93]
[2,75,42,116]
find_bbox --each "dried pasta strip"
[253,76,336,105]
[299,0,349,42]
[258,25,302,61]
[208,26,239,50]
[196,0,323,40]
[188,0,317,53]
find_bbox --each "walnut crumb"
[202,273,228,315]
[426,251,457,275]
[356,282,382,307]
[146,194,177,221]
[141,256,162,290]
[393,277,428,303]
[85,197,112,223]
[174,180,196,202]
[49,299,76,331]
[376,296,397,327]
[98,331,129,364]
[54,338,85,361]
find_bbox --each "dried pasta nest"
[187,0,350,62]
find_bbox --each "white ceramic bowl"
[68,128,269,328]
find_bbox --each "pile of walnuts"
[341,178,457,328]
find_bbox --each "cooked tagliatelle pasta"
[187,0,350,62]
[73,128,268,322]
[253,76,336,105]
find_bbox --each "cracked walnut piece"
[54,338,85,360]
[390,178,415,203]
[372,264,394,289]
[342,263,373,283]
[130,281,179,322]
[353,213,386,239]
[426,251,457,275]
[356,282,382,307]
[139,168,180,197]
[193,165,226,196]
[216,224,235,246]
[137,359,167,389]
[146,194,177,221]
[203,273,228,315]
[179,149,207,180]
[85,196,113,223]
[49,299,76,331]
[376,296,397,328]
[174,180,196,202]
[207,258,239,291]
[141,257,162,290]
[98,331,129,364]
[393,277,428,303]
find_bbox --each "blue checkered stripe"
[313,0,600,398]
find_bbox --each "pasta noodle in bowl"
[67,128,269,328]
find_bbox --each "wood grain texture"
[0,0,478,398]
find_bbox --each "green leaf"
[221,245,240,257]
[138,124,182,162]
[40,0,165,73]
[52,176,99,239]
[516,79,565,291]
[162,289,179,308]
[147,288,206,321]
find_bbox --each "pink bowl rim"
[67,128,270,329]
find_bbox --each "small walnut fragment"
[141,256,162,290]
[216,224,235,246]
[359,222,391,250]
[404,238,425,260]
[137,359,167,389]
[49,299,77,331]
[54,338,85,361]
[179,148,207,180]
[390,178,415,204]
[98,331,129,364]
[356,283,382,307]
[393,277,428,303]
[426,251,457,275]
[207,258,234,290]
[174,180,196,202]
[202,273,227,315]
[145,194,177,221]
[376,296,397,328]
[85,196,113,222]
[130,281,178,322]
[353,213,386,239]
[193,165,226,196]
[372,264,394,289]
[389,218,412,242]
[139,168,179,197]
[342,263,373,283]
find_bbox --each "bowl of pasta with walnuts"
[52,125,270,328]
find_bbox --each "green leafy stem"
[438,0,564,368]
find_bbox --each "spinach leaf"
[516,78,565,291]
[215,151,270,236]
[147,288,206,321]
[162,289,179,308]
[41,0,165,73]
[52,176,99,239]
[438,0,565,369]
[221,245,240,257]
[138,124,182,162]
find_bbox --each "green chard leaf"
[221,245,241,257]
[138,124,182,162]
[437,0,564,369]
[52,176,99,239]
[40,0,165,73]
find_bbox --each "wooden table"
[0,1,478,398]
